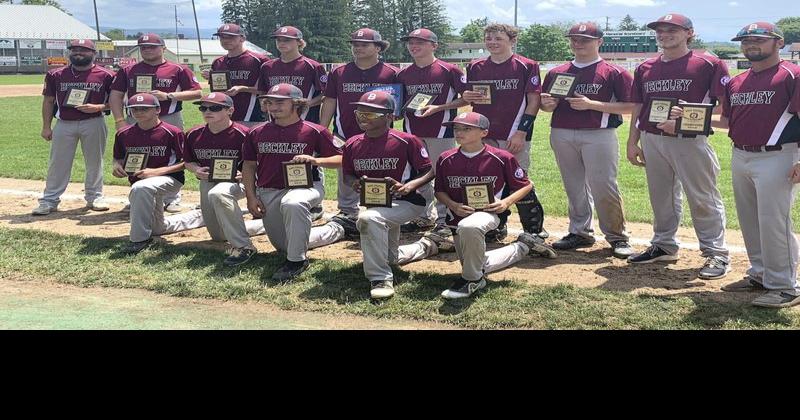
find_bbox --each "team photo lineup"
[35,11,800,308]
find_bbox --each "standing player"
[243,84,348,282]
[539,22,634,258]
[343,91,434,300]
[33,39,114,215]
[201,23,268,128]
[393,112,557,299]
[396,28,468,238]
[625,13,731,280]
[461,23,547,240]
[109,33,202,213]
[320,28,400,225]
[684,23,799,307]
[111,93,186,254]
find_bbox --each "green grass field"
[0,74,45,85]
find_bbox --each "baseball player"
[539,22,634,259]
[396,28,468,238]
[319,28,400,226]
[626,13,731,280]
[677,23,799,307]
[461,23,547,241]
[242,84,347,282]
[201,23,269,128]
[393,112,557,299]
[109,33,202,213]
[33,39,114,216]
[111,93,187,254]
[343,91,434,300]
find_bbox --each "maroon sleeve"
[113,132,125,160]
[721,83,733,119]
[242,131,258,161]
[258,62,270,91]
[710,58,730,100]
[103,71,115,99]
[524,61,542,93]
[172,131,185,163]
[408,135,432,173]
[182,132,196,163]
[315,63,327,92]
[323,67,339,98]
[316,127,343,158]
[450,65,467,95]
[614,66,634,102]
[211,57,222,71]
[110,67,129,92]
[43,72,56,97]
[342,141,356,178]
[542,69,555,95]
[630,65,644,104]
[178,66,202,91]
[790,70,800,115]
[504,155,531,192]
[434,156,447,193]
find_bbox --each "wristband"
[519,114,536,132]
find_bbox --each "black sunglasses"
[198,105,228,112]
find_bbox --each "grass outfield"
[1,94,797,230]
[0,227,796,329]
[0,74,45,85]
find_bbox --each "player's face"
[218,34,244,51]
[275,37,300,54]
[199,103,233,124]
[262,97,295,119]
[130,106,159,122]
[741,37,782,62]
[453,124,488,146]
[569,36,601,56]
[406,39,436,60]
[355,105,391,131]
[140,45,165,62]
[68,47,95,66]
[655,24,690,49]
[351,41,380,60]
[484,31,515,55]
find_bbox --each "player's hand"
[451,203,475,218]
[75,104,104,114]
[390,179,413,196]
[150,90,169,101]
[669,106,684,120]
[789,163,800,184]
[507,131,526,155]
[484,199,510,214]
[201,70,210,80]
[133,168,158,179]
[246,196,265,218]
[41,127,53,141]
[539,93,560,110]
[461,90,485,104]
[627,143,646,167]
[352,177,364,193]
[225,86,247,96]
[564,94,596,111]
[416,105,440,118]
[290,154,318,165]
[112,162,128,178]
[235,171,243,182]
[194,166,210,181]
[656,120,677,135]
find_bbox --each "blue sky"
[58,0,794,42]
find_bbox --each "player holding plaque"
[404,93,434,116]
[135,74,156,93]
[342,91,435,300]
[282,161,313,188]
[209,157,237,182]
[33,39,115,216]
[359,177,392,207]
[676,103,714,135]
[647,97,678,123]
[546,73,578,98]
[470,83,492,104]
[243,84,347,282]
[463,182,494,210]
[209,71,231,92]
[123,151,148,175]
[625,13,731,280]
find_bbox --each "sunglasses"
[198,105,228,112]
[354,110,389,120]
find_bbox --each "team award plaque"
[648,97,678,124]
[63,88,89,108]
[405,93,435,116]
[135,74,156,93]
[209,157,237,182]
[123,151,149,175]
[463,181,495,210]
[547,73,578,98]
[282,161,313,189]
[676,103,714,136]
[360,178,392,208]
[471,83,492,105]
[210,71,231,92]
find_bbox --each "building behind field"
[117,39,270,71]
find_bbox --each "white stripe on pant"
[640,132,728,259]
[40,116,107,206]
[550,128,628,243]
[732,143,800,295]
[257,182,344,262]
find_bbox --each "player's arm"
[290,154,342,168]
[134,162,185,179]
[109,90,127,129]
[307,95,324,108]
[319,97,337,129]
[184,161,209,180]
[152,89,202,102]
[41,95,56,141]
[667,105,730,130]
[111,158,128,178]
[242,160,264,217]
[418,98,469,118]
[436,190,474,218]
[392,168,434,196]
[484,182,533,214]
[564,95,635,114]
[507,92,540,154]
[626,104,645,167]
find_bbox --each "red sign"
[47,56,68,66]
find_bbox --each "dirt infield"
[0,84,43,97]
[0,178,755,304]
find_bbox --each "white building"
[120,39,271,71]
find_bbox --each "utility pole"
[605,16,610,31]
[190,0,204,63]
[514,0,518,28]
[92,0,101,41]
[175,5,180,63]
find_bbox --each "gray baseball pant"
[336,168,360,216]
[484,137,532,171]
[257,182,344,262]
[732,144,800,295]
[550,128,628,243]
[421,137,455,225]
[453,212,530,281]
[39,116,107,207]
[128,176,189,242]
[640,132,729,259]
[127,112,184,206]
[358,200,426,282]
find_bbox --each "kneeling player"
[242,84,347,282]
[404,112,556,299]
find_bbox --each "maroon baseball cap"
[732,22,784,41]
[401,28,439,42]
[214,23,244,37]
[127,93,160,108]
[258,83,303,99]
[647,13,693,30]
[442,112,490,130]
[271,26,304,40]
[67,39,96,51]
[193,92,234,107]
[138,33,165,46]
[350,28,390,50]
[566,22,604,39]
[351,90,396,112]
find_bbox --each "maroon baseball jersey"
[113,121,185,185]
[323,61,399,139]
[184,122,250,167]
[435,145,530,227]
[544,60,634,129]
[631,51,730,135]
[212,50,269,122]
[111,60,202,116]
[722,61,800,147]
[466,54,542,140]
[259,55,327,123]
[398,59,467,138]
[242,120,342,189]
[342,128,432,206]
[43,64,114,121]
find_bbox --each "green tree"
[103,29,126,41]
[517,24,571,61]
[14,0,69,14]
[777,17,800,44]
[690,37,706,50]
[459,17,489,43]
[617,14,639,31]
[221,0,263,45]
[712,46,740,59]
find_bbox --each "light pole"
[190,0,204,63]
[514,0,518,28]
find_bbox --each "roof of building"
[125,39,268,57]
[447,43,486,49]
[0,5,109,40]
[790,43,800,52]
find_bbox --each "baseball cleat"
[697,256,731,280]
[88,198,110,211]
[31,204,57,216]
[516,232,557,259]
[310,205,324,222]
[223,247,256,267]
[122,238,153,254]
[271,259,310,283]
[423,224,455,252]
[400,217,435,233]
[610,241,634,259]
[553,233,595,250]
[627,245,678,264]
[485,222,507,243]
[370,280,395,299]
[441,277,486,299]
[330,212,359,239]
